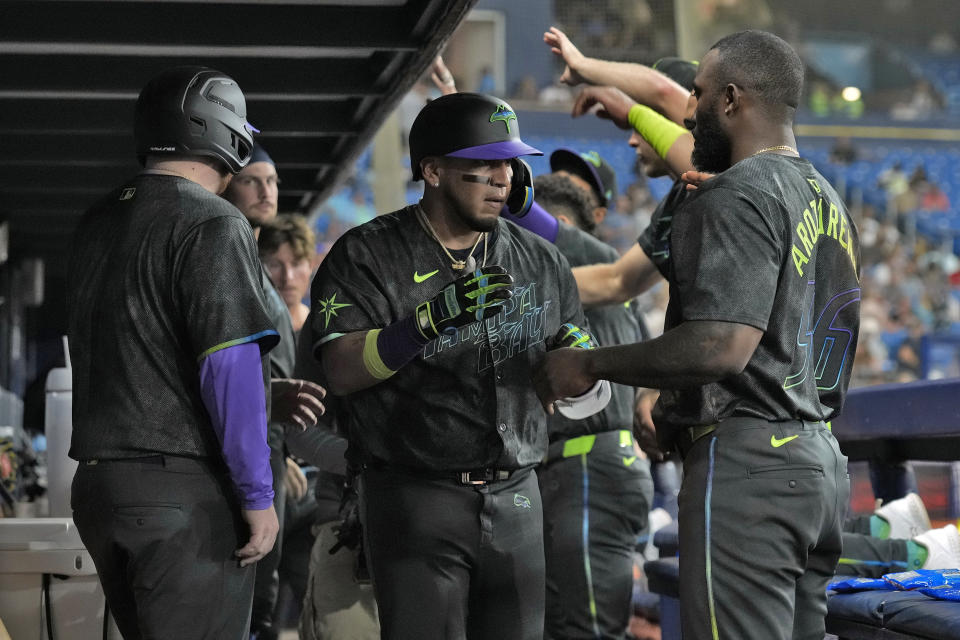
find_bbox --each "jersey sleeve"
[309,231,393,351]
[553,246,590,338]
[176,214,279,361]
[670,187,781,330]
[637,188,677,278]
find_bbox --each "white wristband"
[555,380,612,420]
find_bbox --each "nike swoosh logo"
[414,270,439,283]
[770,434,799,448]
[623,456,637,467]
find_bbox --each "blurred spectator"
[809,80,833,118]
[539,79,575,104]
[475,66,495,94]
[890,80,939,121]
[919,182,950,212]
[830,136,859,164]
[928,30,958,53]
[511,75,539,101]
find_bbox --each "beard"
[691,106,732,173]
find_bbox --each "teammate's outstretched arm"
[573,243,662,307]
[571,86,695,178]
[320,266,514,396]
[544,26,691,125]
[534,319,762,410]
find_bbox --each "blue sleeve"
[199,342,274,510]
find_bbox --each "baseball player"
[67,66,280,638]
[308,92,595,639]
[533,174,654,640]
[535,31,859,640]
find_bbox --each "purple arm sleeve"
[501,201,559,243]
[199,342,274,510]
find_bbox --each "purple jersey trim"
[446,139,543,160]
[501,200,559,243]
[199,342,274,510]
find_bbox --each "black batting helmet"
[408,93,542,181]
[135,66,255,174]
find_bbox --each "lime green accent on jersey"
[318,292,352,329]
[562,434,596,458]
[627,103,688,159]
[414,269,438,283]
[826,421,832,430]
[770,434,799,448]
[790,195,858,277]
[196,330,278,362]
[489,105,517,133]
[620,430,632,447]
[623,456,637,467]
[361,329,395,380]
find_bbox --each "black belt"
[674,424,717,459]
[674,417,827,459]
[367,459,522,486]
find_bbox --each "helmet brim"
[446,140,543,160]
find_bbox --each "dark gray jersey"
[67,174,278,460]
[637,180,692,279]
[310,205,584,471]
[551,223,642,441]
[655,155,860,445]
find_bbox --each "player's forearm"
[580,60,689,124]
[573,262,629,306]
[574,245,661,307]
[664,133,696,177]
[322,314,431,396]
[584,320,761,389]
[199,342,274,510]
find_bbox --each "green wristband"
[627,103,688,160]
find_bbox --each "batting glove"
[414,265,514,340]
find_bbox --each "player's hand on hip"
[237,504,279,567]
[571,86,635,129]
[271,378,326,431]
[283,457,308,501]
[415,266,513,340]
[533,347,597,415]
[543,26,586,86]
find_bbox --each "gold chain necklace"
[752,145,799,157]
[415,204,486,271]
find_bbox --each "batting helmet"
[408,93,542,181]
[135,66,255,174]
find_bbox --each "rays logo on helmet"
[580,151,603,168]
[489,105,517,133]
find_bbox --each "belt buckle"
[459,471,488,486]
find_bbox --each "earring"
[433,182,439,187]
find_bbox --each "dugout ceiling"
[0,0,476,268]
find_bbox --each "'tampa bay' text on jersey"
[310,205,585,471]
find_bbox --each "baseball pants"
[677,417,849,640]
[539,429,654,640]
[361,465,545,640]
[72,455,254,640]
